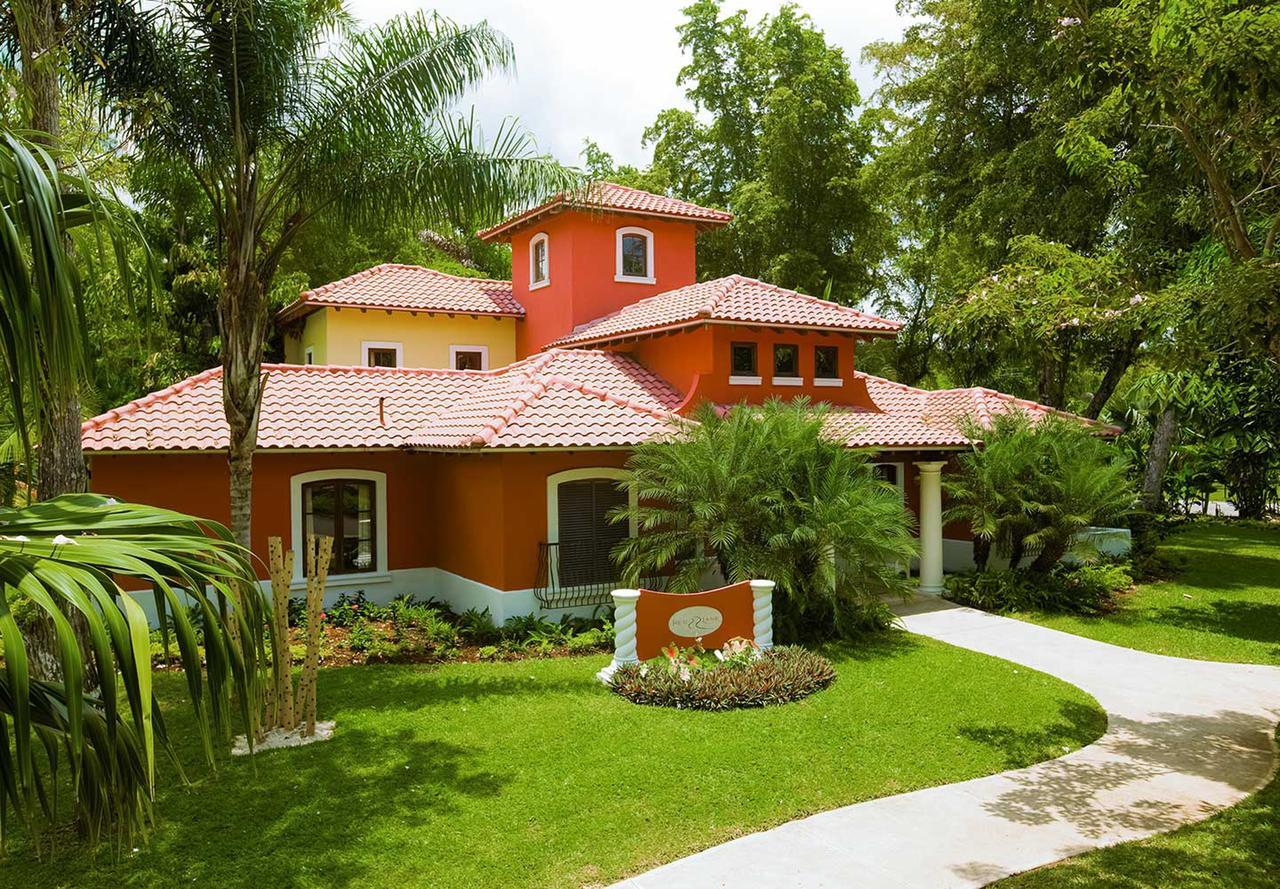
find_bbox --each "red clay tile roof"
[477,182,733,242]
[81,350,684,452]
[548,275,901,348]
[276,264,523,323]
[820,374,1120,449]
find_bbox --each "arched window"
[529,232,550,289]
[546,468,636,587]
[290,469,388,580]
[615,226,655,284]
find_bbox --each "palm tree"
[614,400,916,642]
[70,0,578,548]
[1,130,267,845]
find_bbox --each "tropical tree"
[613,400,916,642]
[71,0,576,550]
[946,410,1134,572]
[0,130,267,846]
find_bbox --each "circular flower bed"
[607,638,836,711]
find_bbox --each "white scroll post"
[597,588,641,684]
[750,579,775,650]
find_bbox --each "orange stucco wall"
[89,448,634,592]
[512,211,700,357]
[612,324,875,412]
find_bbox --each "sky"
[346,1,915,168]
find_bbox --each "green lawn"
[1020,522,1280,665]
[8,636,1103,889]
[997,521,1280,888]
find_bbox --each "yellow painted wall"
[284,307,518,369]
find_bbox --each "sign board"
[633,582,756,661]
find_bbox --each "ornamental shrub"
[613,399,916,643]
[608,645,836,711]
[945,562,1131,615]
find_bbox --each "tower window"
[615,226,655,283]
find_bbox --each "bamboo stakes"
[299,534,331,737]
[264,534,330,737]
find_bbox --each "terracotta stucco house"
[83,183,1094,620]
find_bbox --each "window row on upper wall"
[527,226,656,288]
[729,341,844,386]
[358,341,488,370]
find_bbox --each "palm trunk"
[1029,537,1068,573]
[40,397,89,497]
[1140,408,1178,512]
[219,254,268,552]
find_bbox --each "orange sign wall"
[633,582,756,660]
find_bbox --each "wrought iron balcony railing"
[533,541,666,609]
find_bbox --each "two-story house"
[82,183,1102,620]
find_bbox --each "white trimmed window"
[304,346,315,365]
[546,468,637,587]
[450,344,489,371]
[615,226,655,284]
[529,232,550,290]
[290,469,388,582]
[362,341,403,368]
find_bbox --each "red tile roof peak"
[476,182,733,242]
[276,263,522,322]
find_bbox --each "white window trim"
[449,344,490,371]
[772,376,804,387]
[304,346,315,365]
[529,231,550,291]
[546,468,637,592]
[729,375,763,386]
[614,226,656,284]
[873,462,907,500]
[361,341,403,368]
[289,468,389,587]
[814,377,844,387]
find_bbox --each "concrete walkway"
[614,598,1280,888]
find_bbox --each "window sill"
[772,377,804,386]
[614,274,656,285]
[290,570,391,593]
[529,279,550,291]
[729,375,762,385]
[813,378,844,387]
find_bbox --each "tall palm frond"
[0,494,266,846]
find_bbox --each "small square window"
[773,344,799,378]
[304,347,315,365]
[731,342,757,376]
[814,345,839,379]
[367,348,398,368]
[454,350,484,371]
[874,464,899,486]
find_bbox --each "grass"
[1019,521,1280,665]
[7,635,1104,889]
[995,521,1280,888]
[997,729,1280,888]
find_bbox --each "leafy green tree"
[641,1,888,301]
[1058,0,1280,361]
[72,1,576,550]
[613,400,916,642]
[0,129,267,846]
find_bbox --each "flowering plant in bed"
[609,637,835,711]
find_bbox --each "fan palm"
[1,131,267,846]
[69,0,579,548]
[614,400,916,642]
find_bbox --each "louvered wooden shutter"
[557,479,629,587]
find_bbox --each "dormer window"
[529,232,549,290]
[615,226,655,284]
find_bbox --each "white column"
[597,588,641,683]
[915,461,947,595]
[749,579,775,650]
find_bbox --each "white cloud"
[346,1,913,168]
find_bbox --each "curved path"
[614,598,1280,888]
